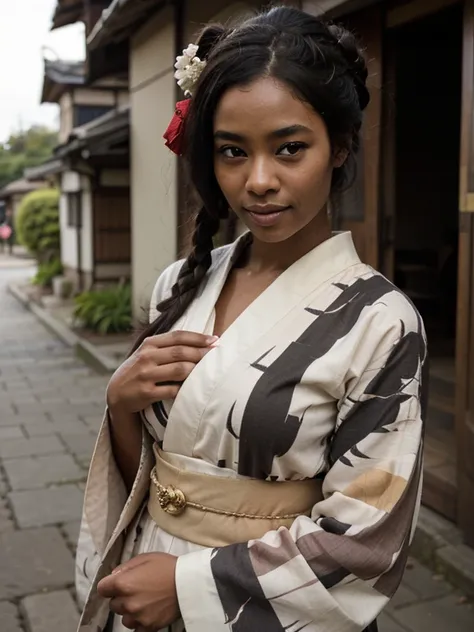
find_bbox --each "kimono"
[75,231,427,632]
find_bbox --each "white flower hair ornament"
[163,43,207,155]
[174,43,207,97]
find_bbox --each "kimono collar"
[225,230,361,293]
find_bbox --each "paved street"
[1,253,474,632]
[0,257,108,632]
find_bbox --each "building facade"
[27,2,131,290]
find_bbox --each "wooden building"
[83,0,474,546]
[26,0,131,290]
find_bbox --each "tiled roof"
[44,59,85,86]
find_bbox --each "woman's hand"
[98,553,180,630]
[106,330,218,414]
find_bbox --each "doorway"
[384,3,463,520]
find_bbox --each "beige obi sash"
[147,444,323,547]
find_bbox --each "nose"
[245,156,280,196]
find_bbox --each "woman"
[76,6,427,632]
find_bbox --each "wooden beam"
[387,0,460,29]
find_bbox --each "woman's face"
[213,77,346,244]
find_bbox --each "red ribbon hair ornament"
[163,98,191,156]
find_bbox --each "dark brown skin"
[106,330,218,491]
[99,76,346,630]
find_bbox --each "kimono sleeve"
[75,259,183,608]
[175,305,427,632]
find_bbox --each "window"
[67,192,82,228]
[74,105,112,128]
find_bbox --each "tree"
[0,126,58,189]
[15,188,60,263]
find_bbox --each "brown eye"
[279,142,307,156]
[218,146,246,158]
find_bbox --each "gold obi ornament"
[150,467,186,516]
[148,445,324,547]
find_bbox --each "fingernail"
[112,567,122,575]
[206,336,219,345]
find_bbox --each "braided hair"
[132,6,369,350]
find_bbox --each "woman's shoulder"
[350,264,425,335]
[149,242,236,320]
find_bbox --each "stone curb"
[411,506,474,598]
[7,284,474,598]
[7,283,118,374]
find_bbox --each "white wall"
[59,191,76,270]
[60,171,79,271]
[118,92,130,108]
[81,176,93,273]
[95,263,131,280]
[130,6,177,317]
[73,87,128,107]
[59,171,93,275]
[59,93,74,144]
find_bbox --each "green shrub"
[73,284,132,334]
[32,258,63,288]
[15,188,60,262]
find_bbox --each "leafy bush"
[73,284,132,334]
[15,188,60,263]
[32,258,63,288]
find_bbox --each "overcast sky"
[0,0,85,143]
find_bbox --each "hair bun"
[196,24,228,60]
[328,24,370,110]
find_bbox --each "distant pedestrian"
[0,209,14,255]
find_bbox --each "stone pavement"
[1,256,474,632]
[0,261,108,632]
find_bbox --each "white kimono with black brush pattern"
[76,231,427,632]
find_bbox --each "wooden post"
[456,0,474,547]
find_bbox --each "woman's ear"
[332,147,349,168]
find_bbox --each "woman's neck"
[245,208,332,274]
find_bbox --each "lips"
[245,205,290,214]
[244,205,291,227]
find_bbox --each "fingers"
[109,597,128,616]
[97,574,118,599]
[154,343,213,366]
[137,345,211,371]
[135,338,215,376]
[151,383,181,401]
[100,555,151,599]
[144,330,218,350]
[112,553,151,575]
[150,362,197,385]
[122,614,140,630]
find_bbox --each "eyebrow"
[214,124,312,142]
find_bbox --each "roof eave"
[55,106,130,159]
[51,1,84,30]
[41,77,64,105]
[24,159,66,182]
[87,0,169,50]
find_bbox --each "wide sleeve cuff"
[175,548,228,632]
